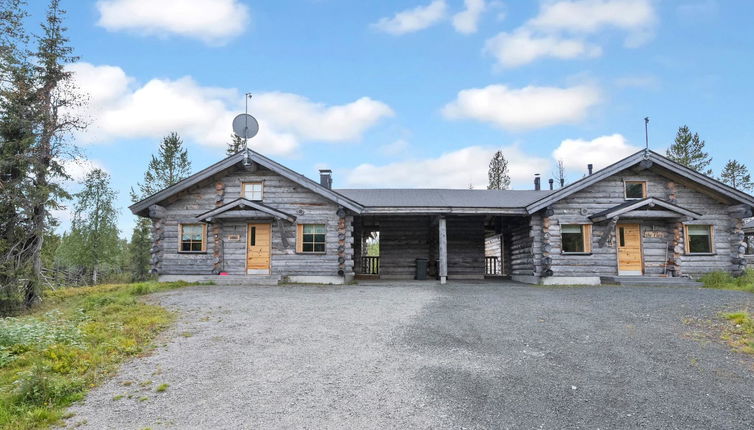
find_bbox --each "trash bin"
[415,258,428,280]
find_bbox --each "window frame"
[624,180,647,200]
[296,223,326,254]
[560,223,593,254]
[241,181,264,201]
[179,223,207,253]
[684,224,715,255]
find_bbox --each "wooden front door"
[247,223,271,274]
[617,223,643,275]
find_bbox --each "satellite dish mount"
[232,93,259,166]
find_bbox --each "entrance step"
[213,275,282,286]
[601,276,703,288]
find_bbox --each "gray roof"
[335,188,555,209]
[745,219,754,230]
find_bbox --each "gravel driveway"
[65,281,754,429]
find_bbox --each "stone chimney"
[319,169,332,189]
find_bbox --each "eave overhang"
[589,197,702,223]
[196,198,296,223]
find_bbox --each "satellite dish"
[232,113,259,139]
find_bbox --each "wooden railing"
[362,256,380,275]
[485,256,500,275]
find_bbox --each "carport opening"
[362,231,380,275]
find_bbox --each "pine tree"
[666,125,713,175]
[487,150,511,190]
[226,133,245,156]
[719,160,753,191]
[64,169,120,284]
[131,132,192,200]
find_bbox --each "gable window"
[561,224,592,254]
[296,224,326,253]
[242,182,263,201]
[180,224,206,252]
[685,225,713,254]
[624,181,647,200]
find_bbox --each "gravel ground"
[65,281,754,429]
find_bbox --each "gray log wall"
[152,165,353,279]
[543,168,741,279]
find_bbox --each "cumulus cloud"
[60,158,107,182]
[96,0,250,45]
[442,84,601,131]
[68,63,393,156]
[552,134,641,171]
[484,29,601,68]
[372,0,447,35]
[452,0,487,34]
[379,139,410,156]
[485,0,656,67]
[344,145,550,189]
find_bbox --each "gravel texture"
[65,281,754,429]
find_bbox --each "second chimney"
[548,178,554,190]
[534,174,541,191]
[587,164,593,175]
[319,169,332,189]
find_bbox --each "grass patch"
[155,383,169,392]
[0,281,191,430]
[700,269,754,293]
[722,310,754,355]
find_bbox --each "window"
[561,224,592,253]
[624,180,647,199]
[296,224,326,253]
[685,225,713,254]
[180,224,206,252]
[242,182,263,201]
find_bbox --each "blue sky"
[31,0,754,237]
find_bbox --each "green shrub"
[701,269,754,293]
[12,366,85,406]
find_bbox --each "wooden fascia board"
[590,198,702,222]
[197,198,296,223]
[248,151,364,213]
[360,207,529,215]
[526,151,646,213]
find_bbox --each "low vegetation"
[721,311,754,355]
[700,269,754,293]
[0,281,190,430]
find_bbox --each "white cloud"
[68,63,393,156]
[378,139,410,156]
[61,158,107,182]
[485,0,656,67]
[442,84,601,131]
[372,0,447,35]
[552,134,641,171]
[344,145,550,189]
[484,29,601,68]
[452,0,487,34]
[96,0,250,45]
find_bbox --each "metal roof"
[335,188,556,209]
[745,218,754,230]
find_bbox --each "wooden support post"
[439,216,447,284]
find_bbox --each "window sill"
[685,253,716,256]
[178,251,207,254]
[296,252,326,255]
[561,252,592,255]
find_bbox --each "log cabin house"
[129,149,754,285]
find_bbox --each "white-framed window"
[561,224,592,254]
[685,224,714,254]
[242,182,263,201]
[624,180,647,200]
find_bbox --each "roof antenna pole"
[643,116,650,158]
[243,93,253,166]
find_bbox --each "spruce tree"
[64,169,119,284]
[719,160,753,191]
[665,125,713,175]
[129,132,192,280]
[487,150,511,190]
[226,133,245,156]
